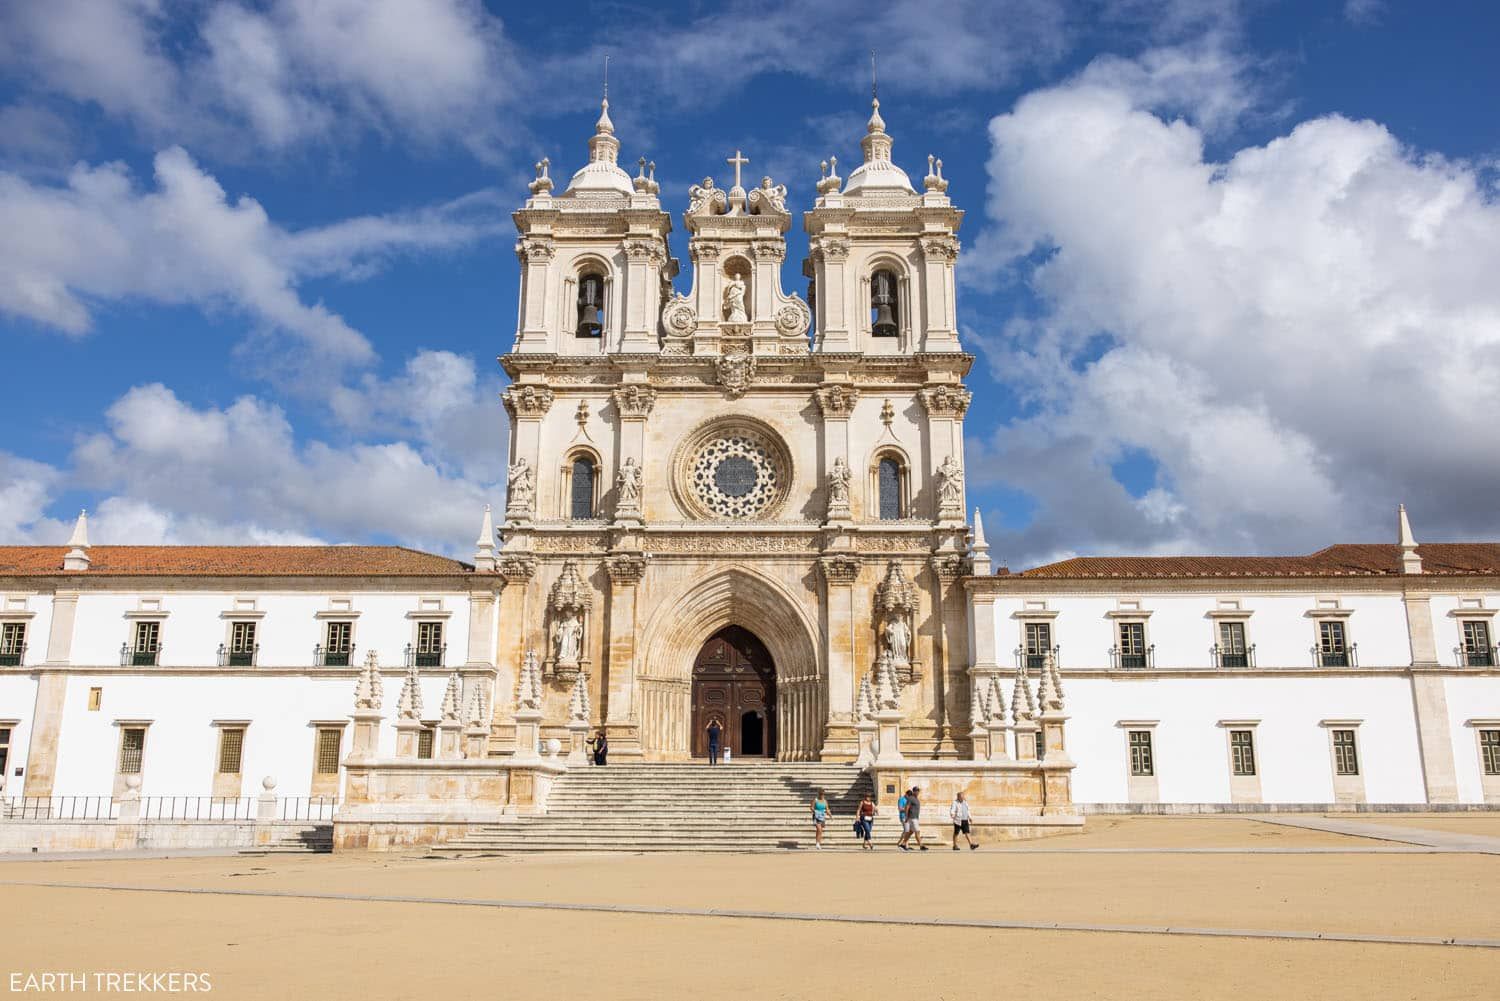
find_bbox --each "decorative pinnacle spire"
[63,509,91,571]
[970,507,991,575]
[440,671,463,723]
[473,503,496,572]
[1398,503,1423,573]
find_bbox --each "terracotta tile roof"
[0,546,473,577]
[1017,543,1500,579]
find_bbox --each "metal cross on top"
[727,149,749,190]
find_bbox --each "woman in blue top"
[811,789,831,850]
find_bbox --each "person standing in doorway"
[950,791,978,850]
[855,793,875,849]
[707,718,723,765]
[811,789,830,849]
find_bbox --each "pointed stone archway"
[636,567,823,761]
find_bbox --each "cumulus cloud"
[969,53,1500,563]
[0,147,508,360]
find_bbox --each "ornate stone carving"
[516,650,543,712]
[396,664,423,720]
[568,670,592,724]
[854,533,931,553]
[612,385,658,418]
[919,385,972,418]
[826,457,852,520]
[527,158,553,196]
[643,534,817,554]
[747,177,788,215]
[722,276,748,323]
[517,238,555,263]
[505,458,535,519]
[440,671,463,723]
[353,651,383,710]
[819,554,860,585]
[930,553,969,582]
[937,454,965,521]
[605,554,648,584]
[503,385,555,418]
[498,555,538,582]
[661,294,696,342]
[615,457,643,518]
[547,561,592,682]
[716,349,755,398]
[880,399,896,428]
[920,236,959,261]
[623,238,659,262]
[819,237,850,262]
[815,384,860,417]
[752,240,785,262]
[874,560,920,685]
[691,240,721,260]
[687,178,727,217]
[773,295,811,339]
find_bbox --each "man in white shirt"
[950,791,978,850]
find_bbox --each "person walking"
[855,793,875,849]
[950,791,978,850]
[706,718,722,766]
[895,787,911,850]
[589,729,608,766]
[898,787,928,851]
[811,789,831,849]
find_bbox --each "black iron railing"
[1211,643,1256,669]
[406,643,446,669]
[1458,644,1497,668]
[121,644,160,666]
[1314,643,1358,668]
[1110,644,1155,670]
[315,643,355,667]
[0,642,25,667]
[218,643,259,667]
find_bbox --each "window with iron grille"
[1319,620,1348,666]
[1332,729,1359,775]
[1481,730,1500,776]
[1230,729,1256,776]
[570,458,596,519]
[877,457,902,520]
[416,621,444,667]
[1218,621,1248,667]
[325,621,353,666]
[229,621,256,666]
[132,620,161,665]
[218,728,245,774]
[1462,620,1493,667]
[119,727,146,774]
[1118,622,1146,668]
[316,728,342,775]
[0,621,24,665]
[1128,730,1154,777]
[1025,622,1051,671]
[417,727,435,759]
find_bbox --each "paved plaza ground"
[2,815,1497,1000]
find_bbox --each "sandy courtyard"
[1,816,1497,1001]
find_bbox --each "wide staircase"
[432,762,873,854]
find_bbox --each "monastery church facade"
[1,98,1498,826]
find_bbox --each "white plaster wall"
[68,590,471,668]
[1428,593,1500,667]
[47,671,456,798]
[0,673,38,795]
[1441,674,1500,802]
[3,594,53,667]
[1064,674,1428,804]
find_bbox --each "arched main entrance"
[690,626,776,759]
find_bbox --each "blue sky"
[2,0,1498,565]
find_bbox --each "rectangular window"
[217,728,245,774]
[1024,622,1051,671]
[1481,730,1500,777]
[88,687,103,711]
[132,621,161,665]
[0,621,25,665]
[1128,730,1154,777]
[417,727,435,760]
[1118,622,1147,669]
[324,621,353,666]
[1462,620,1493,667]
[315,729,342,775]
[1230,729,1257,776]
[1332,729,1359,775]
[877,459,902,520]
[229,621,257,666]
[119,727,146,774]
[1319,620,1348,667]
[1218,621,1248,668]
[416,621,444,667]
[570,459,596,520]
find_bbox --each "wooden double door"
[691,626,776,759]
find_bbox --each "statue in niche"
[616,457,642,510]
[554,611,583,664]
[723,275,748,323]
[937,455,964,511]
[827,457,852,513]
[506,458,534,512]
[883,614,911,668]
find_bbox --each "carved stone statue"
[883,614,911,667]
[555,611,583,664]
[506,458,534,514]
[748,175,787,215]
[616,456,643,510]
[937,454,964,514]
[687,177,726,217]
[827,457,852,517]
[723,276,748,323]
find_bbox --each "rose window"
[690,434,782,519]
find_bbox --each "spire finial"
[871,49,877,100]
[603,54,609,99]
[63,509,91,571]
[1398,503,1423,573]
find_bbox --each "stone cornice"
[0,575,482,593]
[964,574,1500,596]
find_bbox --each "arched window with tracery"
[870,268,900,338]
[874,452,907,520]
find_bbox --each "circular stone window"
[672,418,793,521]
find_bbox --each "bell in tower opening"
[576,272,604,338]
[871,269,898,337]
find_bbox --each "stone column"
[603,554,648,757]
[918,236,960,351]
[611,385,655,518]
[1404,593,1440,667]
[492,556,538,750]
[929,554,969,758]
[513,707,543,763]
[814,237,852,350]
[818,555,860,760]
[920,386,971,526]
[462,586,499,706]
[874,708,905,764]
[516,239,555,349]
[503,386,554,521]
[620,239,661,352]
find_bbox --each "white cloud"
[1344,0,1385,26]
[969,55,1500,563]
[0,147,508,361]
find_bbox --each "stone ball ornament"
[671,416,793,521]
[546,737,563,758]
